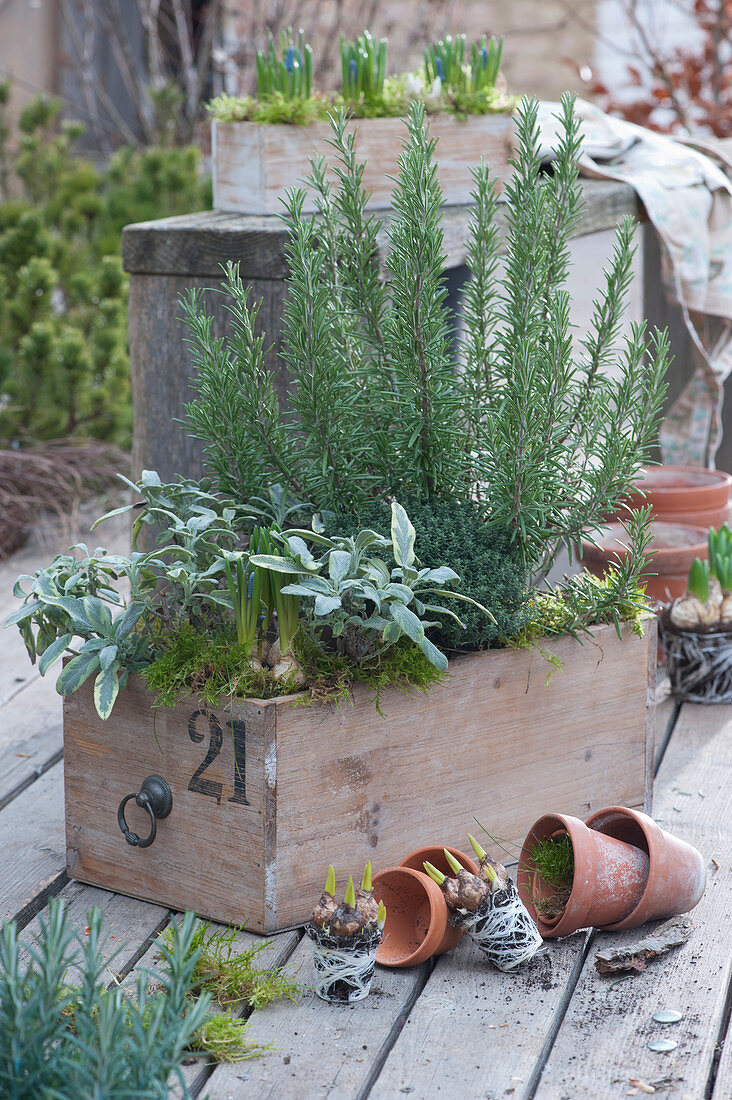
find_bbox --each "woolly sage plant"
[181,93,668,583]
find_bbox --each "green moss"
[530,832,574,916]
[142,627,299,709]
[172,921,302,1012]
[189,1011,265,1063]
[506,572,650,652]
[158,920,300,1063]
[207,84,517,124]
[293,630,445,712]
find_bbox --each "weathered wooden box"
[63,621,655,933]
[212,113,514,215]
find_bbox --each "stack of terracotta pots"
[581,466,732,604]
[517,806,706,938]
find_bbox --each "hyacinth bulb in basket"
[660,525,732,702]
[423,837,542,971]
[307,863,386,1003]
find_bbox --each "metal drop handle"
[117,775,172,849]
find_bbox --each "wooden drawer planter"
[212,113,514,215]
[63,621,655,933]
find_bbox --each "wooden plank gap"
[106,910,174,988]
[524,929,597,1099]
[0,670,41,709]
[355,958,436,1100]
[0,744,63,813]
[654,699,681,776]
[707,961,732,1099]
[13,871,68,933]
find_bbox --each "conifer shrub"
[0,87,210,446]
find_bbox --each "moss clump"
[160,921,300,1063]
[142,627,299,709]
[331,497,531,650]
[172,921,302,1011]
[293,631,445,712]
[530,832,574,917]
[188,1011,264,1064]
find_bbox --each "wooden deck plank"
[367,931,591,1099]
[533,702,732,1100]
[203,934,431,1099]
[0,719,62,812]
[0,759,67,928]
[17,879,168,985]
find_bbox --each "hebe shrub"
[335,496,532,649]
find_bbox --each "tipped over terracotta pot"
[517,813,650,939]
[372,866,450,968]
[397,845,480,956]
[585,805,706,929]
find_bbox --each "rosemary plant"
[0,903,211,1098]
[181,93,668,582]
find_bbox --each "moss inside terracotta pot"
[529,832,574,920]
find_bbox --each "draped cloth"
[538,99,732,468]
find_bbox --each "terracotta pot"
[621,465,732,529]
[581,520,709,604]
[372,866,451,968]
[517,813,650,938]
[585,805,706,930]
[398,845,481,955]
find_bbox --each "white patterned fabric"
[539,100,732,467]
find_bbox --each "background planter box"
[212,113,514,215]
[63,621,656,933]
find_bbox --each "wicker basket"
[659,609,732,703]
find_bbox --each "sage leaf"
[56,652,99,696]
[94,664,120,720]
[389,601,424,643]
[38,633,73,676]
[391,502,416,568]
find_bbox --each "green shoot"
[423,861,446,885]
[468,833,487,861]
[688,557,710,602]
[222,551,261,653]
[424,35,502,96]
[705,525,732,592]
[344,876,356,907]
[341,30,388,105]
[361,861,372,892]
[377,900,387,925]
[325,865,336,896]
[443,849,464,875]
[256,28,313,101]
[253,527,300,655]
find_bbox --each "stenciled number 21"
[187,709,248,806]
